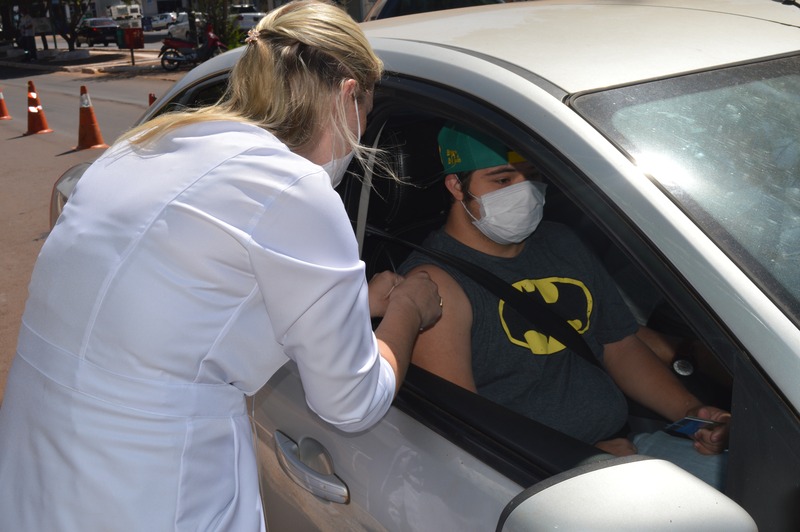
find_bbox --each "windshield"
[574,54,800,323]
[231,5,258,13]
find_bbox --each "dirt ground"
[0,160,50,404]
[0,67,181,405]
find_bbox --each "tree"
[48,0,91,51]
[194,0,242,49]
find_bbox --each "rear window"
[230,5,258,13]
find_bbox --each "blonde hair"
[121,0,382,163]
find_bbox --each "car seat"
[360,116,449,279]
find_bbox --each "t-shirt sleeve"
[551,225,639,345]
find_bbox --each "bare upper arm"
[406,263,477,392]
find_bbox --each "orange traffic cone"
[75,85,108,151]
[0,87,11,120]
[24,80,52,135]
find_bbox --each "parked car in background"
[50,1,800,530]
[150,12,176,30]
[229,4,267,32]
[167,12,207,41]
[74,17,119,47]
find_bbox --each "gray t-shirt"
[400,222,637,443]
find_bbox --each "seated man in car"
[399,123,730,489]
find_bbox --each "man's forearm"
[604,334,702,421]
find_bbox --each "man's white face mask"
[323,95,360,188]
[462,179,547,244]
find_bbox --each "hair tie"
[245,28,260,44]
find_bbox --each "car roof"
[362,0,800,93]
[149,0,800,117]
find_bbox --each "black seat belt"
[368,227,601,368]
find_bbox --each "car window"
[152,77,229,116]
[230,5,258,13]
[573,54,800,327]
[345,77,736,475]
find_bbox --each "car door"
[252,364,528,531]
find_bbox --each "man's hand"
[686,405,731,455]
[595,437,637,456]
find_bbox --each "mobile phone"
[663,416,721,439]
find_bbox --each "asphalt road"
[0,64,185,404]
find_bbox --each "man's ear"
[444,174,464,201]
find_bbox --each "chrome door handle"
[274,430,350,504]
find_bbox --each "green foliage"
[195,0,254,49]
[225,26,245,49]
[195,0,227,40]
[48,0,90,51]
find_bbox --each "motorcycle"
[159,27,227,71]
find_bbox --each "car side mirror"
[497,456,756,531]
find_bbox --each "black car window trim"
[146,74,230,119]
[397,364,612,487]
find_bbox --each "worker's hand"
[387,271,442,331]
[368,271,404,318]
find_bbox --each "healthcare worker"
[0,1,441,530]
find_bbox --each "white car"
[228,4,267,33]
[167,12,206,41]
[51,1,800,529]
[150,12,176,31]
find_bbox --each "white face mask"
[322,151,355,189]
[462,180,546,244]
[322,96,361,188]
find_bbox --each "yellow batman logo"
[499,277,593,355]
[445,148,461,166]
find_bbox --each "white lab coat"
[0,121,395,531]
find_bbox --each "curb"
[71,62,163,74]
[0,49,163,74]
[0,59,162,74]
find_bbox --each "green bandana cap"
[438,123,523,174]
